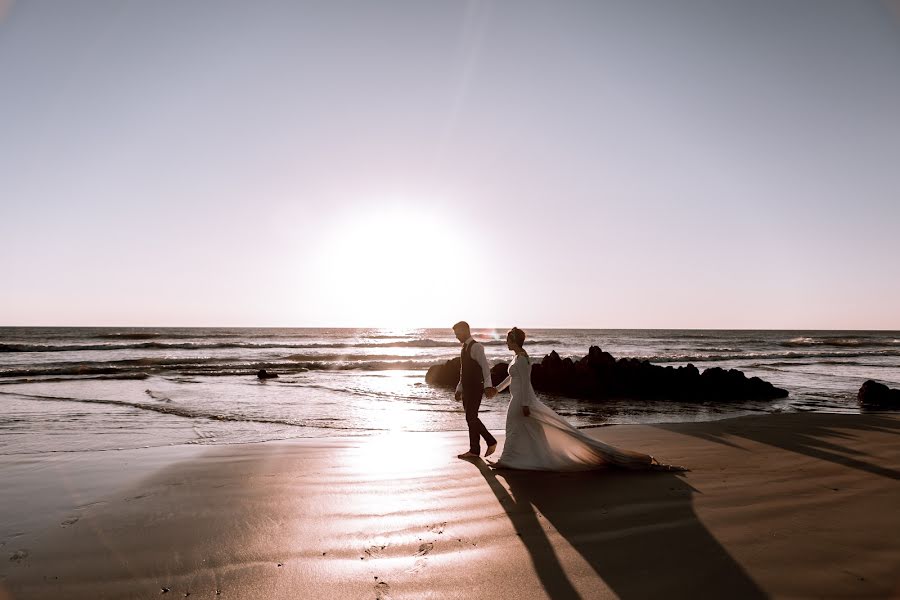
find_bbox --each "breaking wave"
[0,358,444,380]
[0,338,563,353]
[638,349,900,364]
[780,337,900,348]
[5,346,897,381]
[0,390,382,431]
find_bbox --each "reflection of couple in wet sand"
[451,321,686,472]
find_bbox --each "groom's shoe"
[457,451,480,459]
[484,443,497,457]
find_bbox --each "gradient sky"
[2,0,899,329]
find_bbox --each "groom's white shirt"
[456,336,494,394]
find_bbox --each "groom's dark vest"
[460,341,485,396]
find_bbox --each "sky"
[1,0,899,329]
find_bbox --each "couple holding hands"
[451,321,685,472]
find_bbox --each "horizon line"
[1,324,899,332]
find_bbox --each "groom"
[452,321,498,459]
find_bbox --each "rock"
[257,369,278,380]
[424,357,510,390]
[426,345,789,402]
[490,362,509,388]
[425,357,460,387]
[858,380,900,409]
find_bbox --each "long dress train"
[494,354,686,471]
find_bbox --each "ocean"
[1,327,898,455]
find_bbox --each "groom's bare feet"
[484,443,497,457]
[456,451,479,459]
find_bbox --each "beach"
[4,0,899,596]
[2,412,898,599]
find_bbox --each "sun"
[309,203,492,327]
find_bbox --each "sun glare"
[311,204,486,326]
[344,431,451,480]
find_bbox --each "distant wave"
[282,353,421,362]
[4,345,897,381]
[0,341,359,352]
[749,359,889,368]
[780,337,900,348]
[639,349,900,363]
[695,347,742,353]
[0,373,151,385]
[0,342,264,352]
[93,331,321,340]
[0,338,563,353]
[95,333,166,340]
[0,358,445,380]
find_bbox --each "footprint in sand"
[427,522,446,534]
[406,542,434,574]
[374,581,392,600]
[406,558,428,574]
[364,543,388,559]
[9,549,28,562]
[61,517,79,527]
[415,542,433,557]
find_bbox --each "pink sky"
[1,1,899,328]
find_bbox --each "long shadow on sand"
[467,459,766,600]
[654,413,900,481]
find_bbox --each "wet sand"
[1,412,898,599]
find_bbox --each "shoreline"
[2,412,899,599]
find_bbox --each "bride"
[490,327,686,471]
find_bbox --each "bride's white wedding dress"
[494,354,685,471]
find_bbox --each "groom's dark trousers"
[460,341,497,454]
[463,390,496,455]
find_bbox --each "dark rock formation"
[858,380,900,409]
[257,369,278,380]
[425,346,788,402]
[490,362,510,387]
[425,357,460,387]
[425,357,509,388]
